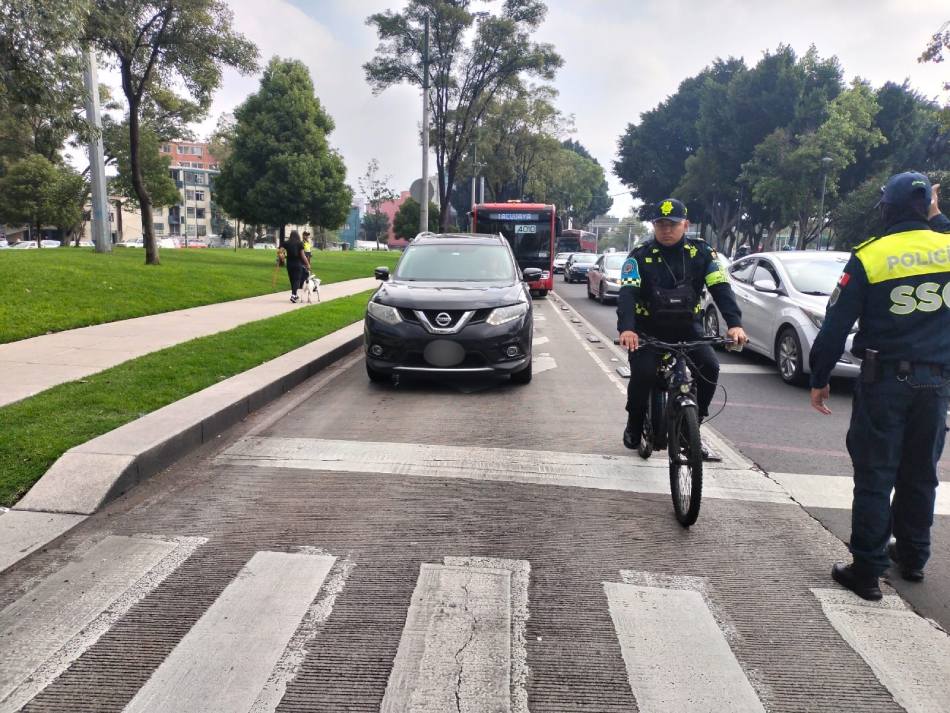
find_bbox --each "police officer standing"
[810,172,950,600]
[618,198,748,459]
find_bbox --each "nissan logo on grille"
[435,312,453,327]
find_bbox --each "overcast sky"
[102,1,950,218]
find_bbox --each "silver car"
[586,252,627,303]
[702,251,860,384]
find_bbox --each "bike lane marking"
[812,589,950,713]
[124,550,335,713]
[382,557,529,713]
[0,535,204,713]
[605,575,766,713]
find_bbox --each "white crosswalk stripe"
[125,550,336,713]
[606,572,766,713]
[0,535,204,713]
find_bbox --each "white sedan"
[703,251,860,384]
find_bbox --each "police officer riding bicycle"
[617,198,749,460]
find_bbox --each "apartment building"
[159,140,220,240]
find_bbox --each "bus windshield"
[476,211,553,261]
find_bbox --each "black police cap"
[651,198,688,222]
[879,172,932,210]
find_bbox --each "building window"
[177,145,187,154]
[185,189,195,201]
[153,206,163,216]
[194,173,206,185]
[154,223,165,234]
[197,225,207,237]
[191,146,202,155]
[194,191,205,201]
[196,208,205,220]
[187,207,196,217]
[161,144,171,153]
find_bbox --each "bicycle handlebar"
[640,336,735,350]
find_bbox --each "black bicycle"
[636,336,733,527]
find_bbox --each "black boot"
[832,562,882,601]
[622,418,639,450]
[887,542,924,582]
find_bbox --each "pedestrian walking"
[810,172,950,600]
[285,230,311,304]
[302,230,313,260]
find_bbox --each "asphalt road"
[553,275,950,630]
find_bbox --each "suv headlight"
[486,301,529,326]
[804,309,824,330]
[366,300,402,326]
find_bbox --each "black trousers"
[287,262,307,294]
[625,328,719,436]
[846,366,949,575]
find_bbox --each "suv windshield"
[395,243,515,282]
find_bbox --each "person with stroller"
[285,230,311,303]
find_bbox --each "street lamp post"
[419,14,430,234]
[815,156,833,250]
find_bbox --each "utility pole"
[419,15,431,234]
[814,156,833,250]
[83,49,111,253]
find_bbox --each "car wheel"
[536,289,548,298]
[776,327,807,385]
[366,362,389,383]
[703,307,721,341]
[598,283,607,304]
[510,361,532,384]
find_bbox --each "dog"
[301,272,321,303]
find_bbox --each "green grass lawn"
[0,248,397,344]
[0,290,373,507]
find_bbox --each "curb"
[2,322,364,571]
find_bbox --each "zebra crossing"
[3,533,950,712]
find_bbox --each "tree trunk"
[126,95,158,265]
[36,218,42,247]
[114,200,124,243]
[279,224,286,248]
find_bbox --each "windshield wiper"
[799,290,829,296]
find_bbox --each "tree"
[919,20,950,92]
[394,198,439,239]
[0,155,85,243]
[103,118,179,208]
[0,0,91,168]
[600,211,646,252]
[361,211,391,247]
[86,0,259,265]
[358,159,397,249]
[365,0,562,230]
[526,146,611,226]
[215,58,353,246]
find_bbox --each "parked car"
[553,252,574,274]
[253,242,276,250]
[563,252,598,283]
[117,239,144,248]
[702,251,860,384]
[586,252,627,303]
[158,237,181,249]
[364,232,538,384]
[0,239,8,249]
[10,240,61,249]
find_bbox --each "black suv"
[364,233,540,384]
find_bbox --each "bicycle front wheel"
[668,404,703,527]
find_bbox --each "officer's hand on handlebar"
[726,326,748,346]
[619,330,640,351]
[810,385,832,415]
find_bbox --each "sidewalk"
[0,277,377,408]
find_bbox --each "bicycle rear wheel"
[668,404,703,527]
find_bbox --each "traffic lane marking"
[125,551,336,713]
[605,581,766,713]
[217,436,793,505]
[0,510,86,574]
[813,588,950,713]
[772,472,950,516]
[0,535,204,713]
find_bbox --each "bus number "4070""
[890,281,950,314]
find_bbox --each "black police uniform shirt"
[616,237,742,336]
[809,213,950,388]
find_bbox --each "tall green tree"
[86,0,258,265]
[357,159,397,249]
[393,198,440,239]
[364,0,562,230]
[0,155,85,243]
[215,58,353,244]
[103,118,179,208]
[0,0,91,168]
[361,211,391,247]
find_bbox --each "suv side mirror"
[522,267,543,282]
[374,266,390,281]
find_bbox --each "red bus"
[556,228,597,254]
[471,202,557,296]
